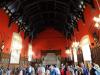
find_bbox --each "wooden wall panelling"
[91,46,100,65]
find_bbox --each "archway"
[41,50,61,67]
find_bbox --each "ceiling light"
[83,5,85,8]
[8,13,12,17]
[72,41,79,48]
[79,5,82,8]
[18,17,23,23]
[5,10,9,14]
[18,23,20,26]
[3,7,6,10]
[16,21,18,24]
[74,16,76,20]
[23,29,25,32]
[4,1,17,17]
[78,15,81,18]
[25,27,28,29]
[65,49,71,54]
[11,9,15,13]
[80,1,84,5]
[81,9,84,12]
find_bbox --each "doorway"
[41,50,61,67]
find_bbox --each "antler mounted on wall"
[0,31,10,51]
[93,32,100,47]
[0,41,4,51]
[0,31,5,52]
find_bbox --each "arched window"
[10,32,22,64]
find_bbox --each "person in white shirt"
[6,68,11,75]
[28,65,33,75]
[18,70,23,75]
[54,65,60,75]
[18,66,24,75]
[37,64,45,75]
[32,67,35,75]
[45,65,50,75]
[26,65,33,75]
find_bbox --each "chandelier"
[72,41,80,50]
[93,14,100,29]
[93,0,100,29]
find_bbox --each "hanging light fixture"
[3,2,16,17]
[72,41,80,51]
[78,0,85,11]
[71,36,80,50]
[93,0,100,29]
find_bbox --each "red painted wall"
[32,28,69,58]
[0,0,99,59]
[0,9,29,58]
[31,3,99,58]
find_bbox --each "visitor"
[0,67,3,75]
[45,65,50,75]
[80,62,89,75]
[6,67,11,75]
[37,64,45,75]
[50,65,56,75]
[54,65,60,75]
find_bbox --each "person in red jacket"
[60,64,65,75]
[64,63,71,75]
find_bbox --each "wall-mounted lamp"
[0,41,5,51]
[65,49,71,54]
[93,0,100,29]
[93,14,100,29]
[72,41,80,49]
[0,41,4,61]
[65,48,73,60]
